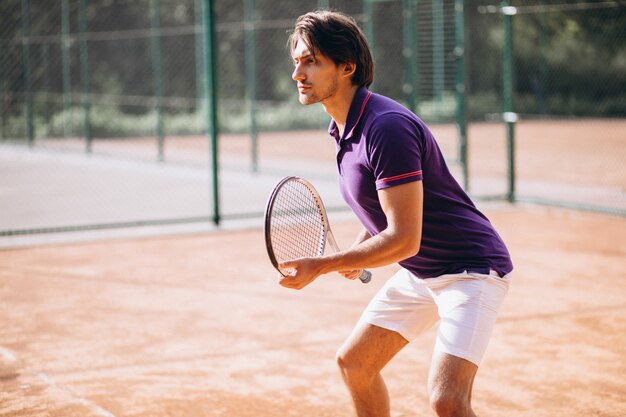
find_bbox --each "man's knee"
[429,389,471,417]
[336,324,407,389]
[336,348,374,386]
[427,352,477,417]
[335,348,358,375]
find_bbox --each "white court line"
[32,371,117,417]
[1,346,117,417]
[0,346,17,362]
[77,398,118,417]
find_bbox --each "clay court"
[2,0,624,413]
[1,207,625,416]
[1,119,625,416]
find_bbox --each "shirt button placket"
[337,146,344,176]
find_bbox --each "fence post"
[501,0,516,203]
[203,0,220,225]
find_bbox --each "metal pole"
[402,0,417,112]
[150,0,165,162]
[203,0,220,225]
[62,0,72,138]
[502,1,516,203]
[244,0,258,173]
[79,0,92,152]
[21,0,34,146]
[454,0,468,191]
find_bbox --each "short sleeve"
[367,113,424,190]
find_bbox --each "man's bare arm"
[279,181,423,287]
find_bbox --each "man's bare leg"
[428,351,479,417]
[336,323,408,417]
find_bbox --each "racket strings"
[269,181,326,264]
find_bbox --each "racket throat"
[325,231,341,253]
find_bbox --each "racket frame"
[264,176,371,284]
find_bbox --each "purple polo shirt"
[329,87,513,279]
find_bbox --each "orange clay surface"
[34,118,626,213]
[36,119,626,189]
[1,206,625,416]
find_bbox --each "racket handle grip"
[358,270,372,284]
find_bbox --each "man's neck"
[322,84,360,137]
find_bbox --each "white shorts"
[358,268,511,366]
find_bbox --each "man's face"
[291,38,341,105]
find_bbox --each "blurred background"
[1,0,625,240]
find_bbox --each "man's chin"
[298,94,318,105]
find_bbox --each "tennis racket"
[264,176,371,284]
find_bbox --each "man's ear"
[341,62,356,79]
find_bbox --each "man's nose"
[292,64,304,81]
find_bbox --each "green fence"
[0,0,467,235]
[1,0,624,237]
[0,0,465,136]
[467,1,625,214]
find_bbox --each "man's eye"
[293,58,314,66]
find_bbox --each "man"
[279,10,513,417]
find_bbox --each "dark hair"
[289,11,374,88]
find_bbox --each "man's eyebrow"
[293,52,314,60]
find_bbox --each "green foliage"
[465,0,626,118]
[1,0,624,142]
[511,4,626,117]
[1,98,329,139]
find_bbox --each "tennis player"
[279,10,513,417]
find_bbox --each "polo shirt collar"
[328,86,373,142]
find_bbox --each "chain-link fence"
[0,1,464,140]
[1,0,466,235]
[1,0,624,237]
[467,0,625,214]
